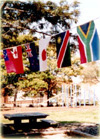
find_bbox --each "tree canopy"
[1,0,80,48]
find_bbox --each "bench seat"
[41,119,58,126]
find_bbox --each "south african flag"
[77,20,100,64]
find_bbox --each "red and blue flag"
[3,46,24,74]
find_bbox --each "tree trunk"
[47,90,51,107]
[4,95,8,103]
[13,88,17,107]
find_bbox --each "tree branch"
[2,19,51,36]
[4,6,25,12]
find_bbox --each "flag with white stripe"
[77,20,100,64]
[39,36,51,71]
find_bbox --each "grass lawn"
[1,106,99,124]
[46,108,99,124]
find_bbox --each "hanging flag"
[55,30,71,68]
[39,36,51,71]
[26,43,39,71]
[77,20,100,64]
[3,46,24,74]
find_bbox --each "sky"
[76,0,100,35]
[42,0,100,36]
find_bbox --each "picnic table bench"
[4,112,49,127]
[41,119,58,127]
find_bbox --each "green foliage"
[14,71,56,97]
[17,34,35,44]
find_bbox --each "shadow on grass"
[58,121,99,136]
[1,121,58,137]
[59,121,81,124]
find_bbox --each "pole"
[79,88,81,106]
[70,84,73,107]
[88,85,90,105]
[93,87,96,106]
[84,89,86,106]
[62,84,64,107]
[74,84,77,107]
[66,85,69,107]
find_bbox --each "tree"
[80,61,100,83]
[1,34,58,106]
[1,0,80,48]
[1,0,80,106]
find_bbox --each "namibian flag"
[55,30,71,68]
[77,20,100,64]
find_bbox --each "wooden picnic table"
[4,112,49,127]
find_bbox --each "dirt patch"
[1,105,99,114]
